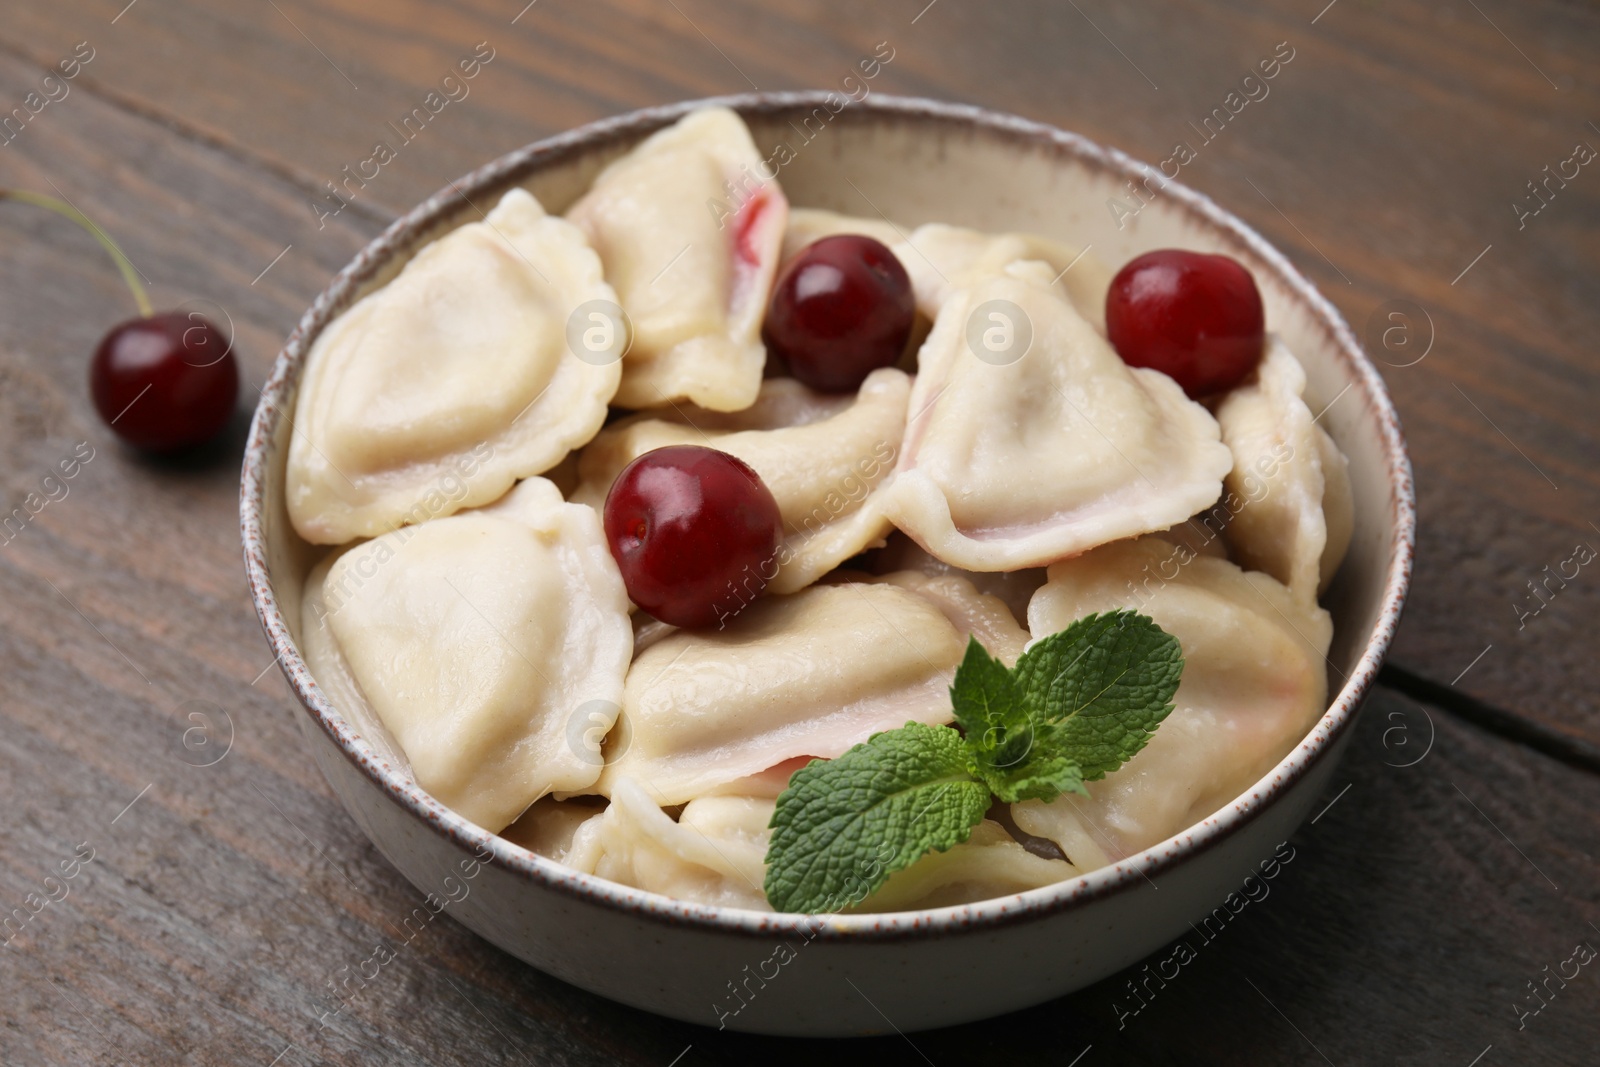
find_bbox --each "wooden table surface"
[2,1,1597,1063]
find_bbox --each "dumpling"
[1213,340,1354,600]
[864,569,1030,665]
[869,531,1047,628]
[300,478,632,832]
[287,188,621,544]
[500,795,608,866]
[571,368,911,596]
[1316,431,1355,586]
[562,780,772,911]
[1140,515,1232,561]
[567,107,788,412]
[881,261,1233,571]
[693,570,1028,800]
[852,820,1078,912]
[892,222,1114,330]
[1012,537,1332,868]
[781,207,904,263]
[594,574,1023,806]
[563,784,1074,912]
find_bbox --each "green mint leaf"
[763,722,990,914]
[763,612,1182,912]
[950,636,1086,803]
[949,637,1029,769]
[1013,610,1183,780]
[975,743,1088,804]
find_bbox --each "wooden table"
[1,1,1596,1063]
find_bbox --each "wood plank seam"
[1380,662,1600,774]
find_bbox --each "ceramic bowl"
[241,92,1414,1037]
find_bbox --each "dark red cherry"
[90,312,239,452]
[603,445,783,629]
[763,234,915,393]
[1105,249,1265,398]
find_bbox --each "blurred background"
[0,2,1595,1064]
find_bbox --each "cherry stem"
[0,188,153,319]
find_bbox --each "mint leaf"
[1014,610,1183,780]
[951,637,1085,803]
[762,610,1183,912]
[949,637,1029,769]
[763,722,990,914]
[975,740,1087,804]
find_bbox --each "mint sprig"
[763,610,1183,913]
[996,610,1185,785]
[763,722,991,914]
[951,636,1082,804]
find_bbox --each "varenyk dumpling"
[781,207,902,264]
[1012,537,1333,868]
[542,780,1074,913]
[567,106,789,412]
[892,221,1114,332]
[1213,339,1354,602]
[595,572,1027,807]
[881,258,1234,571]
[301,478,632,833]
[288,187,622,545]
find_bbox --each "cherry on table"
[2,187,240,452]
[1105,249,1265,399]
[603,445,783,629]
[763,234,915,393]
[91,312,238,452]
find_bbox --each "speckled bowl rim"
[241,92,1415,943]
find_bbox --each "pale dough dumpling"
[863,569,1030,665]
[562,781,772,911]
[1013,537,1332,869]
[1214,340,1354,601]
[869,532,1047,628]
[287,188,622,544]
[559,786,1075,912]
[1317,431,1355,587]
[500,795,608,866]
[781,207,904,263]
[572,368,911,596]
[892,222,1114,331]
[881,261,1233,571]
[853,821,1078,912]
[704,569,1029,799]
[300,478,633,833]
[567,107,789,412]
[595,574,1023,806]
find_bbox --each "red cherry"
[1105,249,1265,398]
[0,189,239,451]
[602,445,783,629]
[91,312,239,452]
[763,234,914,393]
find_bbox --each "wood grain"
[0,1,1597,1063]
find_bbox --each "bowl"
[241,92,1414,1037]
